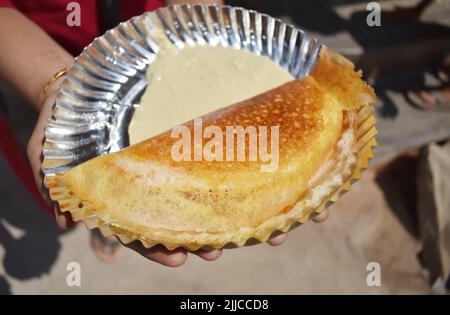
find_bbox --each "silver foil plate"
[42,4,321,178]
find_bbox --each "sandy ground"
[0,166,430,294]
[2,0,450,295]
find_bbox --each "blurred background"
[1,0,450,294]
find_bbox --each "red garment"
[0,0,164,56]
[0,115,51,214]
[0,1,163,215]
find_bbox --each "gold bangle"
[40,68,67,107]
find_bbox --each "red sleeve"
[0,0,15,8]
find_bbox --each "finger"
[27,97,56,201]
[267,233,287,246]
[126,242,188,267]
[192,248,223,261]
[27,136,46,200]
[53,203,75,230]
[312,209,329,223]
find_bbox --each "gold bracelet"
[40,68,67,107]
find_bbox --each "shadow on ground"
[374,152,421,239]
[0,154,67,292]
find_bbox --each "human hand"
[26,83,329,267]
[110,209,329,267]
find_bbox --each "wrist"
[39,68,67,109]
[34,54,73,111]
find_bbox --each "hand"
[26,86,329,267]
[125,210,329,267]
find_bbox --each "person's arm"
[0,8,73,110]
[0,5,226,267]
[1,3,318,268]
[0,7,73,202]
